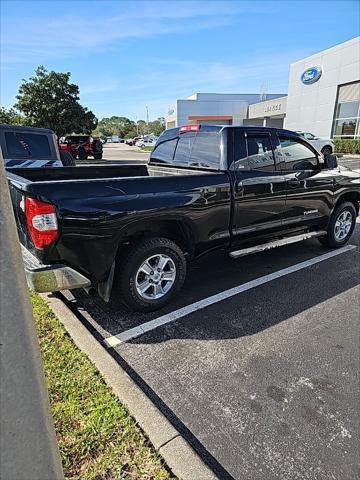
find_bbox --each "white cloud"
[1,1,253,64]
[82,49,310,118]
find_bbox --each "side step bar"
[229,230,327,259]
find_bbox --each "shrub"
[334,139,360,154]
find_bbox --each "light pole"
[146,105,149,134]
[135,116,139,136]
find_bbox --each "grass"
[141,146,154,152]
[31,292,174,480]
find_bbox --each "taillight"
[179,124,201,133]
[25,197,58,248]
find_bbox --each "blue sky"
[1,0,359,121]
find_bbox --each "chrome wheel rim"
[135,254,176,300]
[334,210,352,241]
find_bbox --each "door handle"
[287,179,301,187]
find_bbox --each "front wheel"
[114,237,187,312]
[319,202,356,248]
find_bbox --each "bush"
[334,139,360,154]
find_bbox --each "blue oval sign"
[301,66,322,85]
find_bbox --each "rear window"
[188,133,220,169]
[174,134,196,165]
[151,131,220,169]
[5,132,52,159]
[150,138,178,163]
[65,136,90,143]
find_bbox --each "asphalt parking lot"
[102,142,149,161]
[56,217,360,480]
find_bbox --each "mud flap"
[97,261,115,302]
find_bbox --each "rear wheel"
[94,153,103,160]
[114,237,187,312]
[60,150,76,166]
[319,202,356,248]
[78,149,87,160]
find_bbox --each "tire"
[321,145,333,157]
[94,153,103,160]
[59,150,76,166]
[78,149,87,160]
[93,139,103,153]
[319,202,356,248]
[114,237,187,312]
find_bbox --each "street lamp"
[146,105,149,134]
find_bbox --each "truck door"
[274,133,334,230]
[231,128,287,240]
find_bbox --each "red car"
[59,135,103,160]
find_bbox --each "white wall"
[177,98,248,126]
[285,37,360,138]
[176,93,286,127]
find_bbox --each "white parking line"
[105,245,357,348]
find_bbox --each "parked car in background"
[295,131,334,156]
[59,135,103,160]
[137,138,157,148]
[126,137,141,146]
[1,124,75,167]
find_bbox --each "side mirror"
[324,153,338,169]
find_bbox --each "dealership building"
[166,37,360,139]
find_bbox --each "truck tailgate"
[8,181,32,250]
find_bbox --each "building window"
[332,81,360,139]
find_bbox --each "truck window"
[5,132,52,159]
[235,133,276,171]
[151,138,178,164]
[173,134,196,165]
[188,133,220,169]
[278,136,318,171]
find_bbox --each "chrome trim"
[21,245,91,292]
[229,230,327,258]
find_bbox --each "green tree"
[148,117,165,136]
[15,66,97,137]
[0,107,27,125]
[136,120,147,136]
[96,116,135,138]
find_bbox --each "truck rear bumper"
[21,245,91,293]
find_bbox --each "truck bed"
[7,163,231,284]
[7,164,149,184]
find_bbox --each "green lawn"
[141,146,154,152]
[31,293,174,480]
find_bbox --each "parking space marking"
[105,245,356,348]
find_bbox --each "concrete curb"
[337,154,360,159]
[42,293,218,480]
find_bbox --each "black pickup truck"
[6,125,360,311]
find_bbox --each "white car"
[295,131,334,156]
[136,137,157,148]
